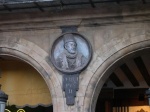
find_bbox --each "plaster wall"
[0,61,51,106]
[0,4,150,112]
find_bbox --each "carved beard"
[60,49,82,69]
[65,49,77,59]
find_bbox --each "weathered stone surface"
[0,4,150,112]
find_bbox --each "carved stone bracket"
[63,74,79,105]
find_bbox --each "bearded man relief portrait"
[56,34,86,70]
[51,33,92,74]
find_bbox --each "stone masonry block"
[80,70,93,86]
[76,85,87,97]
[87,52,103,73]
[28,49,43,63]
[18,38,34,49]
[32,44,48,59]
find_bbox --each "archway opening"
[0,55,53,112]
[96,50,150,112]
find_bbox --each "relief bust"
[51,32,92,105]
[51,32,92,74]
[56,34,86,70]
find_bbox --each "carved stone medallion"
[51,32,92,105]
[51,32,92,74]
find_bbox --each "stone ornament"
[51,33,92,74]
[51,32,92,105]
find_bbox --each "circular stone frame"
[51,32,92,74]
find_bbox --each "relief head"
[63,34,77,54]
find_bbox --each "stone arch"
[82,33,150,112]
[0,38,65,112]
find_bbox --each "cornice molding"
[0,4,150,31]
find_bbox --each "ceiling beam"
[120,64,139,87]
[89,0,95,8]
[134,57,150,86]
[3,4,12,12]
[34,2,44,12]
[0,0,147,12]
[116,0,120,4]
[142,0,146,4]
[2,0,54,4]
[109,73,124,87]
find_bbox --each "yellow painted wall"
[129,106,150,112]
[0,60,52,106]
[113,106,150,112]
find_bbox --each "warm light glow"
[129,106,150,112]
[5,109,11,112]
[113,106,150,112]
[17,109,25,112]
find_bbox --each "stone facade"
[0,4,150,112]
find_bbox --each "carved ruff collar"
[65,49,77,59]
